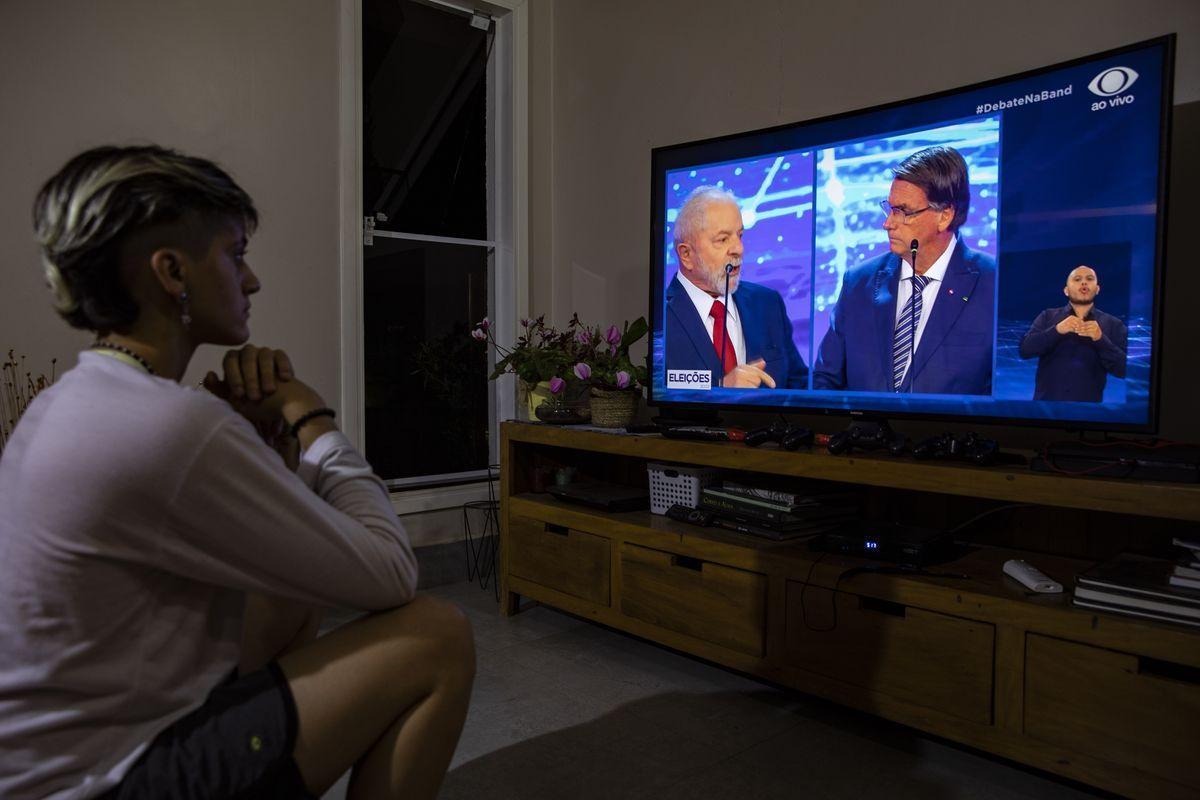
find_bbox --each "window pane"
[364,237,490,482]
[363,0,488,241]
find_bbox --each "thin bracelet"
[289,407,336,438]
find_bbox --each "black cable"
[1043,435,1188,478]
[798,551,834,632]
[799,555,972,633]
[948,503,1032,537]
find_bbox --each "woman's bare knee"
[281,594,475,794]
[374,594,475,683]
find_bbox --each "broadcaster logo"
[1088,66,1138,97]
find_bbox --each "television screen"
[649,36,1173,431]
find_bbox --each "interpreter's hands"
[722,358,777,389]
[1056,316,1082,335]
[1078,320,1103,341]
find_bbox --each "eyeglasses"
[879,201,932,222]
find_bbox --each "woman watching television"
[0,145,475,799]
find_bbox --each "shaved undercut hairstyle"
[33,145,258,332]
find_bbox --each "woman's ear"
[147,248,188,299]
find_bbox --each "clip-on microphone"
[719,262,734,387]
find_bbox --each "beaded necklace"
[90,341,156,376]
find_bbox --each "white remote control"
[1003,559,1063,593]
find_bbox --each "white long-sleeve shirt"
[0,352,417,799]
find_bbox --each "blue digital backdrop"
[650,37,1169,430]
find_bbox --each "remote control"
[1003,559,1063,593]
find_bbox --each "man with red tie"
[664,186,809,389]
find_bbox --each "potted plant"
[573,317,648,428]
[471,314,592,420]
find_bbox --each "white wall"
[0,0,341,403]
[528,0,1200,440]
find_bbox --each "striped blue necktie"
[892,274,930,391]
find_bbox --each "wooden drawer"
[784,582,994,724]
[619,542,767,656]
[1025,634,1200,790]
[508,515,610,606]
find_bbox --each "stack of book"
[698,480,857,541]
[1072,552,1200,629]
[1172,536,1200,590]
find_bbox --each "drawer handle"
[1138,656,1200,686]
[859,596,906,618]
[672,555,704,572]
[544,523,569,536]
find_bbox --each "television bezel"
[646,34,1175,434]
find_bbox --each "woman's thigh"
[239,593,322,675]
[278,594,475,793]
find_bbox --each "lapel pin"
[948,289,954,294]
[962,295,969,302]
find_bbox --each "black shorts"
[99,661,315,800]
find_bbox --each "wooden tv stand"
[497,422,1200,799]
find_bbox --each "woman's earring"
[179,290,192,330]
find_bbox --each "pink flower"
[479,316,490,331]
[576,328,591,344]
[549,377,565,394]
[606,325,621,346]
[616,370,631,389]
[574,362,591,380]
[520,318,531,328]
[470,328,486,341]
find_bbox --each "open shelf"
[502,422,1200,521]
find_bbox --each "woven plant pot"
[588,387,639,428]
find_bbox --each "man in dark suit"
[1019,266,1127,402]
[665,186,808,389]
[813,146,996,394]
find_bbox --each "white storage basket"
[647,462,720,515]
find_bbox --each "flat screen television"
[648,35,1174,432]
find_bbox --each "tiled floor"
[324,579,1106,800]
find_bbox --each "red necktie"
[709,300,738,376]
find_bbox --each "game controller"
[745,422,813,450]
[664,504,714,525]
[911,431,999,466]
[827,421,909,456]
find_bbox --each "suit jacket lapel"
[872,256,902,385]
[737,291,766,360]
[911,244,980,380]
[667,275,721,373]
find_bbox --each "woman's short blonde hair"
[33,145,258,332]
